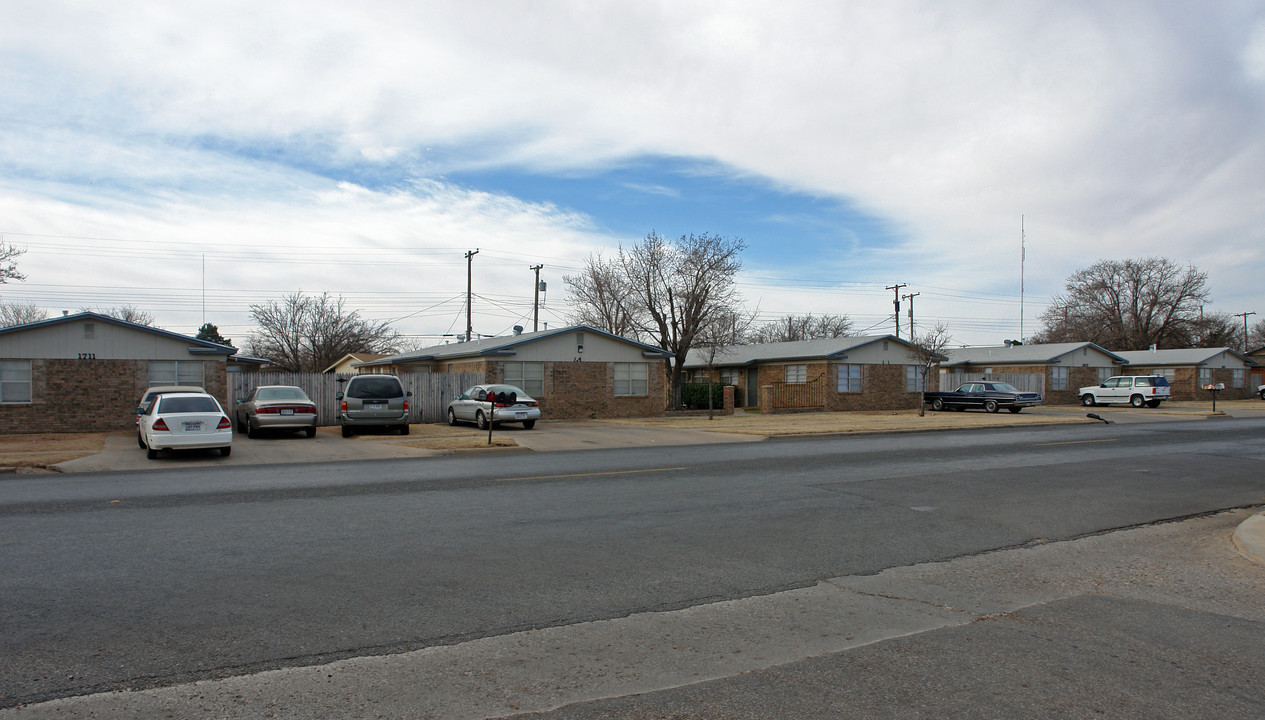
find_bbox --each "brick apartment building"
[353,325,673,420]
[1112,347,1258,400]
[0,311,237,433]
[940,342,1127,406]
[682,335,939,413]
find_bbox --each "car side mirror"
[406,391,413,397]
[235,397,244,403]
[135,407,144,415]
[335,392,344,400]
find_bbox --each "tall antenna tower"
[1020,216,1026,342]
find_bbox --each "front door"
[746,368,759,407]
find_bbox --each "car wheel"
[146,448,159,460]
[983,399,999,413]
[341,424,352,438]
[1130,394,1145,408]
[137,433,147,449]
[476,411,488,430]
[1145,400,1161,408]
[305,426,317,438]
[220,446,232,457]
[246,417,258,439]
[1081,394,1096,407]
[1008,407,1022,413]
[523,419,536,429]
[448,408,458,426]
[399,424,410,436]
[930,398,944,412]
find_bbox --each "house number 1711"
[78,353,96,360]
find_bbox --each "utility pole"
[886,283,907,337]
[903,292,920,342]
[465,249,479,342]
[1234,311,1256,353]
[530,264,544,332]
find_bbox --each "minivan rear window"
[348,377,404,399]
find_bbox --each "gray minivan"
[336,374,412,436]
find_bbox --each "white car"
[138,392,233,459]
[447,384,541,430]
[1258,384,1264,401]
[1079,375,1172,408]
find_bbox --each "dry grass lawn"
[0,432,112,468]
[596,408,1091,436]
[343,423,521,450]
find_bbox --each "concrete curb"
[1231,512,1265,565]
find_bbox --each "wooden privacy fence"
[940,372,1046,395]
[229,372,483,426]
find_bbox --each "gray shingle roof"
[356,325,671,367]
[941,342,1125,366]
[1112,347,1254,367]
[681,335,920,368]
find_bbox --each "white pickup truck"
[1259,383,1264,400]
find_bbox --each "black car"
[924,382,1043,413]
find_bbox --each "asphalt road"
[2,417,1264,713]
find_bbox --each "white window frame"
[148,360,205,387]
[720,369,740,386]
[785,364,807,384]
[1096,367,1114,384]
[905,365,921,392]
[1051,366,1069,390]
[614,362,649,397]
[837,364,862,393]
[503,361,544,397]
[1232,369,1245,388]
[0,359,32,404]
[1198,367,1212,385]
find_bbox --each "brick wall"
[0,358,228,434]
[538,361,668,419]
[825,363,922,412]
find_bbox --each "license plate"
[515,412,527,420]
[183,421,203,431]
[280,408,294,416]
[367,402,385,411]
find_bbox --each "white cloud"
[3,0,1263,345]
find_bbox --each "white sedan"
[138,392,233,459]
[447,384,541,430]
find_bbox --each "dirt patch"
[0,432,111,468]
[389,436,519,450]
[596,409,1089,436]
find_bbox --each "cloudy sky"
[3,0,1264,350]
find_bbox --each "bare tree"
[1187,311,1242,348]
[563,253,638,338]
[910,322,952,416]
[0,300,46,327]
[747,313,854,343]
[84,305,156,326]
[246,291,401,372]
[1033,258,1212,349]
[619,231,746,408]
[0,240,25,283]
[693,308,757,419]
[1250,318,1265,350]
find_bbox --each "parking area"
[3,399,1261,474]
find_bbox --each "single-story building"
[681,335,939,413]
[322,352,390,374]
[1247,345,1265,389]
[0,311,237,433]
[354,325,673,419]
[1111,347,1257,400]
[940,342,1127,406]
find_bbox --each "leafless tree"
[618,231,746,408]
[0,300,46,327]
[563,253,638,338]
[1186,311,1242,349]
[694,308,757,419]
[1033,258,1212,350]
[1249,318,1265,350]
[84,305,156,326]
[911,322,952,416]
[747,313,854,344]
[0,240,25,283]
[246,291,402,372]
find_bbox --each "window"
[837,364,862,393]
[1096,367,1114,383]
[503,361,544,397]
[720,369,740,386]
[1051,366,1069,390]
[148,361,204,387]
[0,360,32,403]
[1198,368,1212,385]
[691,369,710,383]
[785,364,807,384]
[1153,368,1175,382]
[1233,369,1245,388]
[905,365,921,392]
[614,362,648,396]
[83,323,94,339]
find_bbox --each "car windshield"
[159,396,220,414]
[258,387,308,401]
[348,378,403,399]
[990,383,1020,393]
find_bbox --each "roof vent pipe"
[1150,344,1157,353]
[513,325,523,335]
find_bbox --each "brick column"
[722,385,735,415]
